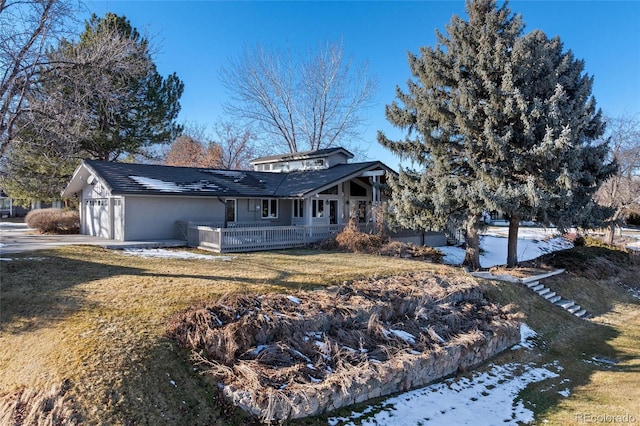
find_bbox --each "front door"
[329,200,338,225]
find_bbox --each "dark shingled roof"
[82,160,386,198]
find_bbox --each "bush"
[25,208,79,234]
[378,240,444,262]
[334,217,388,253]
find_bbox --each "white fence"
[186,224,345,253]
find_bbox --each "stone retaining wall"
[220,321,520,422]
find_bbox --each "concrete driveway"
[0,222,185,255]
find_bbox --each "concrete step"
[549,295,562,303]
[567,305,582,314]
[531,284,545,292]
[574,309,588,317]
[556,299,575,309]
[537,288,551,296]
[526,281,540,288]
[543,291,557,300]
[519,268,566,284]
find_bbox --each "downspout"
[217,197,227,228]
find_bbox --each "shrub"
[334,217,388,253]
[25,208,79,234]
[378,240,444,262]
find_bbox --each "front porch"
[183,223,345,253]
[177,221,448,253]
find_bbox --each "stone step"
[543,291,557,300]
[549,295,562,303]
[556,299,575,309]
[537,288,551,296]
[567,305,581,314]
[574,309,588,317]
[531,284,545,292]
[525,280,540,288]
[519,268,566,284]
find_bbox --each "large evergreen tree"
[49,13,184,161]
[379,0,615,270]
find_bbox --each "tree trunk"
[463,216,481,271]
[507,216,520,268]
[604,225,616,245]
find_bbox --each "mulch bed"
[167,272,521,422]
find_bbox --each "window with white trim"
[262,199,278,218]
[293,199,304,218]
[312,199,324,217]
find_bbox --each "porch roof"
[62,159,392,199]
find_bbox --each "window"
[262,199,278,218]
[320,185,338,195]
[358,201,367,223]
[350,181,367,197]
[312,199,324,217]
[293,199,304,218]
[226,199,236,222]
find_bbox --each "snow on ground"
[330,324,565,426]
[511,323,538,350]
[120,248,233,261]
[437,227,573,268]
[329,362,560,426]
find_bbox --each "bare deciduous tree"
[0,0,76,155]
[595,114,640,244]
[212,122,257,170]
[164,122,257,170]
[220,40,377,154]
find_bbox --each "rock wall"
[220,321,520,422]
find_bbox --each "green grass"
[1,243,638,425]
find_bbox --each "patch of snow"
[438,229,573,268]
[130,175,184,192]
[129,175,221,193]
[250,345,269,356]
[0,256,46,261]
[0,222,28,229]
[627,287,640,300]
[329,362,560,426]
[558,388,570,397]
[512,323,538,350]
[121,248,232,261]
[286,295,302,304]
[389,329,416,344]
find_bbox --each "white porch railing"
[186,224,345,253]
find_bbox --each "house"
[62,147,447,251]
[0,188,30,218]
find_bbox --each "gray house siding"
[123,196,225,241]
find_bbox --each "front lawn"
[0,244,638,425]
[0,246,440,424]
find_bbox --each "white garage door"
[84,198,110,238]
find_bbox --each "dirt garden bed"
[167,272,521,423]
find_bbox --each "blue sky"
[82,1,640,168]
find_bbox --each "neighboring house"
[0,188,29,218]
[62,148,439,250]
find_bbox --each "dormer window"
[250,147,353,172]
